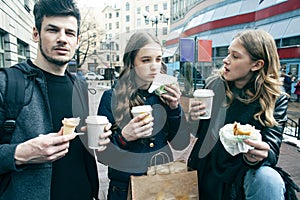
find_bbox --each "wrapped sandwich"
[148,73,177,96]
[219,122,261,156]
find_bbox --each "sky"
[77,0,121,8]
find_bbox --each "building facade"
[0,0,37,68]
[79,0,171,74]
[165,0,300,82]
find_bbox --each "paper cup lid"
[193,89,214,97]
[85,115,109,124]
[131,105,153,113]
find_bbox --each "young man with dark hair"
[0,0,111,199]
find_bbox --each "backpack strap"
[3,67,25,135]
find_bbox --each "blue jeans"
[243,166,285,200]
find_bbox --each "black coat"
[188,77,288,200]
[97,89,190,184]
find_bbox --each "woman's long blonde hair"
[111,31,164,129]
[222,29,283,127]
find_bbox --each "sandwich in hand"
[219,122,261,156]
[148,73,177,96]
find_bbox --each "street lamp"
[143,12,169,37]
[102,38,113,88]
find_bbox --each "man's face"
[33,16,79,66]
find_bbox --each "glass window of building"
[0,33,4,68]
[116,22,119,29]
[109,23,112,30]
[282,36,300,47]
[116,12,119,17]
[162,27,168,35]
[163,3,168,10]
[145,6,149,12]
[137,18,141,27]
[154,4,158,11]
[24,0,30,12]
[126,2,130,11]
[109,13,112,19]
[126,26,130,33]
[137,7,141,14]
[215,46,228,57]
[17,40,27,63]
[126,15,130,22]
[110,42,114,51]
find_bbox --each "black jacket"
[97,89,190,185]
[188,77,288,200]
[0,60,99,200]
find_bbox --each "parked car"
[85,72,104,80]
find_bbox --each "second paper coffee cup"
[85,115,109,150]
[192,89,214,119]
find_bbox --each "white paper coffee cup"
[192,89,214,119]
[131,105,153,137]
[131,105,153,120]
[85,115,109,150]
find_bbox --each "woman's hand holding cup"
[122,112,154,141]
[189,100,207,121]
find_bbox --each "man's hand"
[14,129,76,165]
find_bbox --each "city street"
[88,81,300,200]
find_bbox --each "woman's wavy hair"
[111,31,165,129]
[221,29,283,127]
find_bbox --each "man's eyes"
[46,29,76,36]
[66,31,76,37]
[47,28,58,32]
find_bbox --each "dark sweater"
[29,61,98,200]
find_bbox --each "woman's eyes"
[232,54,238,59]
[141,58,162,63]
[142,59,150,63]
[227,52,238,59]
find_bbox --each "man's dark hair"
[33,0,81,34]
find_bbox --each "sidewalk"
[89,82,300,199]
[283,101,300,199]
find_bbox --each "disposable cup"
[131,105,153,137]
[192,89,214,119]
[85,115,109,150]
[131,105,153,120]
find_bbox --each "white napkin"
[219,123,261,156]
[148,73,177,93]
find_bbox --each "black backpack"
[0,66,26,144]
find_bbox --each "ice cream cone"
[62,117,80,135]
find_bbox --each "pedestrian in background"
[97,31,190,200]
[284,72,295,96]
[188,29,289,199]
[294,79,300,102]
[0,0,111,199]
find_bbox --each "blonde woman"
[188,30,289,199]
